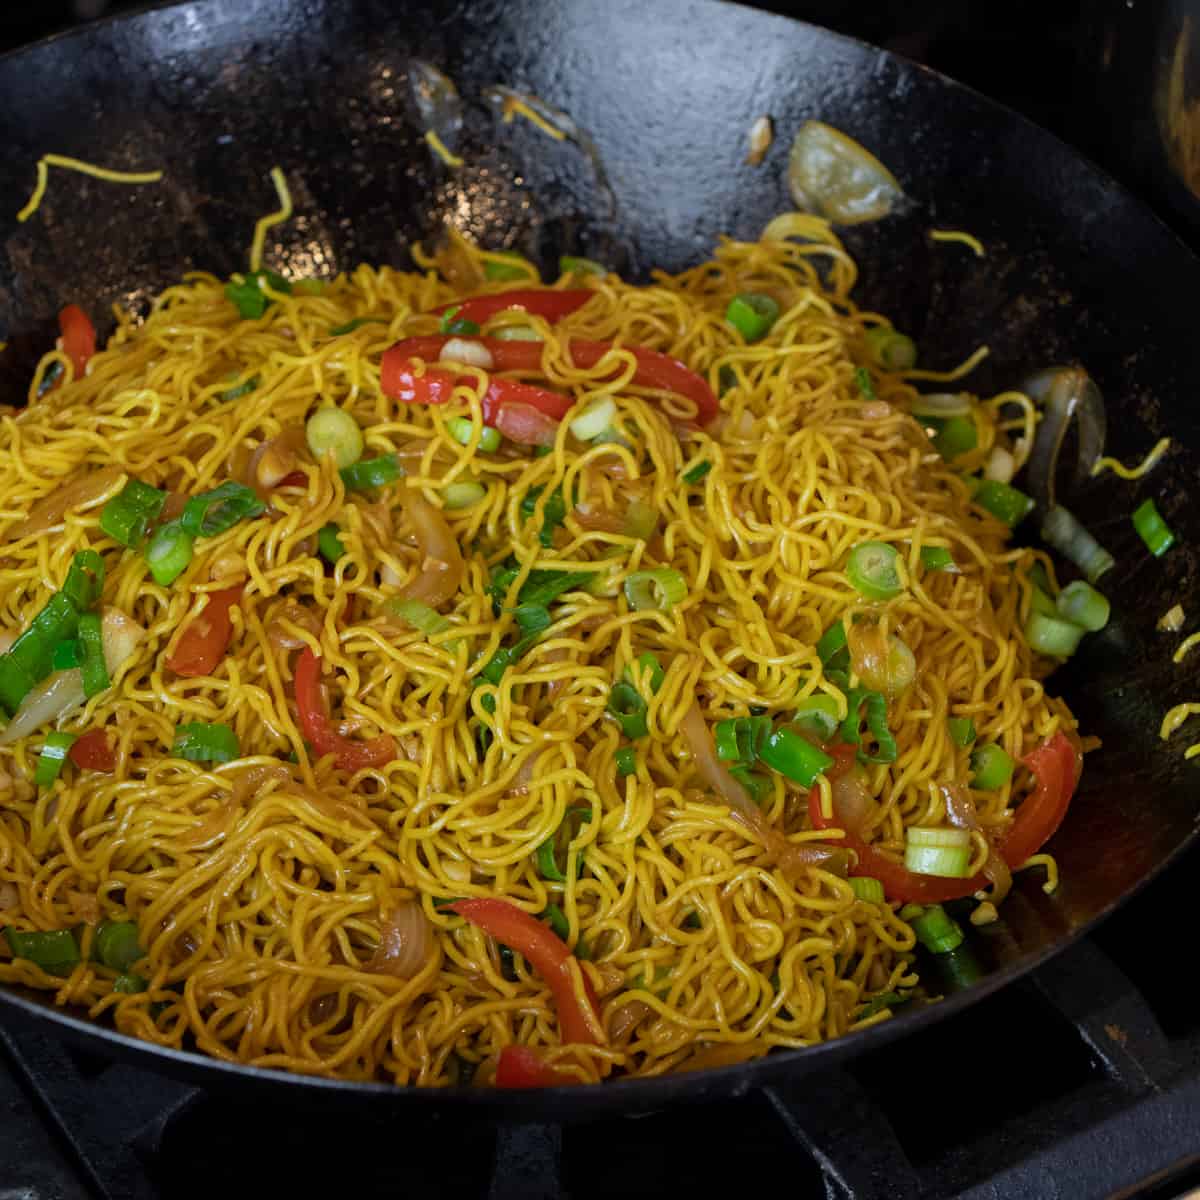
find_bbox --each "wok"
[0,0,1196,1119]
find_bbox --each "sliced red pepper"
[495,1044,569,1089]
[293,646,396,772]
[448,897,604,1046]
[68,728,116,773]
[809,731,1080,903]
[165,584,244,678]
[429,288,594,325]
[381,335,717,426]
[58,304,96,380]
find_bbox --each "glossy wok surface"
[0,0,1196,1114]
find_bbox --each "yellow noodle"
[0,218,1081,1087]
[248,167,293,274]
[501,96,568,141]
[929,229,985,257]
[423,132,464,168]
[1161,702,1200,739]
[1092,436,1171,479]
[17,154,163,223]
[1174,632,1200,663]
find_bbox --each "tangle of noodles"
[0,215,1082,1086]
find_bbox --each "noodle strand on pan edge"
[0,216,1080,1086]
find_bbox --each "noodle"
[423,131,464,169]
[248,167,294,274]
[1092,436,1171,480]
[0,216,1081,1086]
[928,229,986,257]
[17,154,164,223]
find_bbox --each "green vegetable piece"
[145,520,194,587]
[933,414,977,461]
[100,479,168,549]
[34,731,78,787]
[794,694,840,742]
[970,743,1015,790]
[973,480,1034,528]
[682,460,712,484]
[3,927,81,976]
[1132,498,1175,557]
[339,454,403,492]
[725,292,780,342]
[94,920,143,972]
[947,717,976,747]
[846,541,903,601]
[615,747,637,777]
[172,722,240,764]
[62,550,105,612]
[225,269,291,319]
[607,681,649,739]
[317,523,345,563]
[179,482,266,540]
[759,724,834,787]
[919,545,956,573]
[77,612,110,699]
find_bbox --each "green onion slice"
[904,829,972,878]
[339,454,403,492]
[100,479,167,549]
[902,903,965,953]
[535,805,592,882]
[793,694,841,742]
[2,927,81,976]
[759,724,834,787]
[329,316,387,336]
[486,252,538,281]
[113,973,148,993]
[816,621,849,671]
[933,414,977,461]
[446,416,502,453]
[1041,505,1114,583]
[1025,610,1085,658]
[1056,580,1110,633]
[180,481,266,539]
[34,732,78,787]
[172,722,240,763]
[682,460,712,485]
[729,765,773,805]
[145,520,195,587]
[714,716,771,765]
[62,550,105,612]
[541,902,570,939]
[6,593,80,688]
[969,743,1015,790]
[725,293,780,342]
[51,639,81,671]
[220,375,259,402]
[520,485,569,548]
[306,407,365,470]
[317,523,345,564]
[624,652,665,694]
[384,598,452,638]
[77,612,110,699]
[607,681,649,739]
[855,366,876,400]
[94,920,143,971]
[840,687,898,764]
[225,269,291,319]
[1132,498,1175,558]
[615,746,637,777]
[560,255,607,277]
[624,569,687,613]
[846,541,903,601]
[443,481,487,509]
[568,397,617,442]
[919,545,957,573]
[973,479,1034,528]
[865,326,916,370]
[947,717,976,747]
[849,876,885,903]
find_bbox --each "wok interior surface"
[0,0,1197,1109]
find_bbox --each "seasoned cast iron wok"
[0,0,1196,1118]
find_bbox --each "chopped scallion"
[225,269,290,319]
[973,479,1034,528]
[855,366,876,400]
[306,406,365,470]
[846,541,903,601]
[849,876,885,903]
[969,744,1015,790]
[816,621,848,670]
[904,828,971,878]
[729,765,773,805]
[443,481,487,509]
[339,454,403,492]
[919,545,957,573]
[615,746,637,777]
[446,416,502,453]
[793,694,840,742]
[439,306,481,337]
[77,612,110,698]
[714,716,771,765]
[34,732,77,787]
[2,927,81,976]
[317,523,345,563]
[759,725,834,787]
[1025,610,1085,658]
[100,479,167,549]
[682,460,712,485]
[865,325,917,370]
[947,717,976,747]
[933,414,977,461]
[725,292,780,342]
[145,520,194,587]
[1056,580,1110,633]
[180,481,265,539]
[1041,505,1114,583]
[94,920,143,972]
[623,569,687,613]
[172,722,240,764]
[607,681,649,739]
[62,550,105,613]
[1132,498,1175,558]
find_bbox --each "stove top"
[3,2,1199,1198]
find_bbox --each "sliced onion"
[984,446,1015,483]
[788,120,904,225]
[10,466,123,541]
[366,899,435,979]
[439,338,493,369]
[776,843,853,878]
[241,426,308,500]
[1041,504,1114,584]
[911,392,971,419]
[847,623,915,697]
[398,492,464,609]
[942,783,1011,904]
[679,701,768,840]
[830,768,879,834]
[1023,367,1107,509]
[0,607,145,745]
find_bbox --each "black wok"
[0,0,1196,1119]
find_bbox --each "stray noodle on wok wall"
[0,213,1087,1088]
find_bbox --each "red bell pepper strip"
[809,731,1079,903]
[293,646,396,772]
[429,288,594,325]
[68,728,116,772]
[58,304,96,380]
[381,335,718,426]
[448,897,604,1046]
[165,584,244,678]
[496,1045,569,1089]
